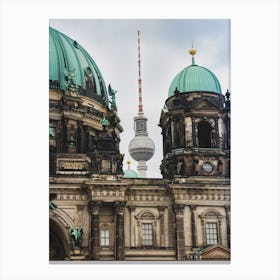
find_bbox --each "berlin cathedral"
[49,26,231,261]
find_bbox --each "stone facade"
[50,175,230,261]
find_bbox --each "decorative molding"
[49,209,74,229]
[135,209,160,221]
[199,209,224,227]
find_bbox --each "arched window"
[199,209,224,246]
[198,121,212,148]
[135,210,160,247]
[85,77,97,99]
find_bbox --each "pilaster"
[173,204,186,260]
[114,201,126,260]
[157,206,165,247]
[129,206,136,247]
[225,205,231,248]
[88,200,102,260]
[214,117,219,147]
[189,204,197,248]
[191,116,197,147]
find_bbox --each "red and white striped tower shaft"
[137,30,143,115]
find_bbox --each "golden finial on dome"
[189,41,197,65]
[189,48,197,56]
[127,160,131,168]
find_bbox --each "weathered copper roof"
[49,27,108,105]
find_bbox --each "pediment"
[200,244,230,260]
[191,99,219,110]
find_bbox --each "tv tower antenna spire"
[137,30,143,115]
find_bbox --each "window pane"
[101,230,109,246]
[206,223,218,245]
[142,223,153,245]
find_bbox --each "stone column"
[129,205,136,247]
[191,117,197,147]
[189,204,197,248]
[214,117,219,148]
[88,200,102,260]
[114,201,126,260]
[225,205,231,248]
[173,204,186,261]
[164,207,169,247]
[158,206,165,247]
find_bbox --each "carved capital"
[225,205,231,213]
[157,206,166,218]
[189,204,197,212]
[114,201,126,215]
[173,204,185,215]
[76,204,85,212]
[128,205,136,212]
[88,200,102,215]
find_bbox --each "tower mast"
[128,30,155,178]
[137,30,143,115]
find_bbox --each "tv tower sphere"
[129,115,155,162]
[128,114,155,177]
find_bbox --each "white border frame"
[1,1,279,279]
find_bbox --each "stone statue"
[69,227,83,248]
[49,123,56,138]
[176,162,183,175]
[69,135,76,148]
[108,84,117,110]
[64,68,76,89]
[49,193,57,210]
[49,201,57,210]
[116,153,124,172]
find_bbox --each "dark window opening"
[198,121,212,148]
[85,79,97,99]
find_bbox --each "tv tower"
[128,30,155,178]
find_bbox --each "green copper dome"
[49,27,109,105]
[168,63,222,97]
[123,161,139,178]
[124,168,139,178]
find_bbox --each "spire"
[189,41,197,65]
[137,30,143,115]
[127,160,131,169]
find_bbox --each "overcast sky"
[49,19,230,178]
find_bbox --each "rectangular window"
[206,223,218,245]
[142,223,153,246]
[100,230,109,246]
